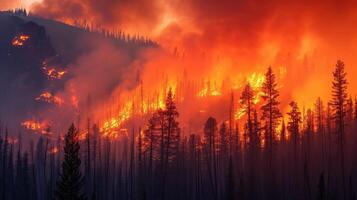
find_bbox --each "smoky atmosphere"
[0,1,357,200]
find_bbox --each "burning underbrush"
[42,61,67,79]
[11,34,30,46]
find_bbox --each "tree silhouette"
[55,124,85,200]
[204,117,218,200]
[240,83,255,137]
[261,66,281,168]
[161,89,180,200]
[315,97,325,133]
[287,101,302,159]
[331,60,348,198]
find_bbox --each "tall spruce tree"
[331,60,348,198]
[315,97,325,133]
[55,124,86,200]
[287,102,302,153]
[261,66,281,167]
[240,83,255,138]
[204,117,218,200]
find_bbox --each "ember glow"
[11,34,30,46]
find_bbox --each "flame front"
[234,73,265,120]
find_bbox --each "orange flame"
[234,73,265,120]
[36,92,64,105]
[21,120,51,135]
[198,81,222,97]
[42,61,67,79]
[11,34,30,46]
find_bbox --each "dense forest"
[0,60,356,200]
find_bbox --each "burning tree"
[55,124,86,200]
[287,101,302,159]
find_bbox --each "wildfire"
[36,92,64,105]
[21,120,51,135]
[11,34,30,46]
[100,101,134,137]
[198,81,222,97]
[247,73,265,104]
[234,73,265,120]
[42,61,67,79]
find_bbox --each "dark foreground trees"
[55,124,86,200]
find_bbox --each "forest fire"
[11,34,30,46]
[197,81,222,97]
[35,92,64,105]
[21,119,50,135]
[2,1,357,199]
[42,61,67,79]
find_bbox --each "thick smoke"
[30,1,357,102]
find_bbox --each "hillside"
[0,11,158,129]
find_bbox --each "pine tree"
[331,60,348,198]
[261,66,281,166]
[315,97,325,133]
[161,89,180,200]
[240,83,255,138]
[280,118,286,143]
[287,101,302,140]
[203,117,218,200]
[55,124,86,200]
[252,109,261,148]
[219,122,228,163]
[354,97,357,126]
[287,100,302,192]
[346,96,353,125]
